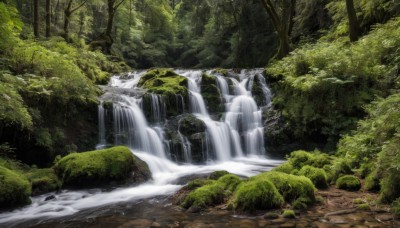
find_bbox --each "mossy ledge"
[138,69,188,96]
[54,146,151,188]
[0,166,32,209]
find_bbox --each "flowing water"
[0,69,281,227]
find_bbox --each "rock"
[44,195,56,201]
[375,214,394,222]
[264,212,280,219]
[200,74,224,114]
[54,146,151,187]
[324,209,357,218]
[27,168,61,196]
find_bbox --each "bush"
[0,166,31,209]
[253,171,316,204]
[232,179,284,212]
[287,150,333,169]
[54,146,149,187]
[298,165,328,189]
[336,175,361,191]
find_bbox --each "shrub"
[298,165,328,189]
[0,166,31,209]
[232,179,284,212]
[336,175,361,191]
[54,146,148,187]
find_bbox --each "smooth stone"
[44,195,56,201]
[375,214,394,222]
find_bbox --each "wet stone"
[279,222,296,228]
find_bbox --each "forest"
[1,0,400,226]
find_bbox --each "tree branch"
[114,0,127,10]
[71,0,88,13]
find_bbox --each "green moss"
[298,165,328,189]
[212,68,228,77]
[0,166,31,209]
[253,171,316,204]
[364,169,380,191]
[336,175,361,191]
[282,209,296,218]
[323,158,353,183]
[353,198,365,204]
[54,146,143,187]
[182,182,226,209]
[208,170,230,180]
[138,69,188,96]
[185,179,215,191]
[264,212,280,219]
[26,168,61,196]
[273,162,294,174]
[357,203,371,211]
[292,197,310,211]
[288,150,333,169]
[217,174,242,192]
[392,198,400,215]
[232,179,284,212]
[200,73,224,113]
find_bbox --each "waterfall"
[99,69,271,162]
[96,102,106,150]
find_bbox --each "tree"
[90,0,126,54]
[346,0,361,42]
[260,0,296,59]
[33,0,39,38]
[46,0,51,38]
[64,0,88,41]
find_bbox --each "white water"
[0,152,281,225]
[0,69,278,226]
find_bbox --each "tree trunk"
[46,0,51,38]
[63,0,73,41]
[260,0,293,59]
[346,0,361,42]
[106,0,116,38]
[34,0,40,38]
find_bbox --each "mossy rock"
[138,69,188,96]
[26,168,61,196]
[208,170,230,180]
[282,209,296,218]
[179,114,206,136]
[0,166,32,209]
[357,203,371,211]
[253,171,316,204]
[182,182,226,210]
[200,74,224,114]
[211,68,228,77]
[232,179,284,212]
[323,158,353,183]
[184,179,215,191]
[182,174,241,210]
[298,165,328,189]
[217,174,242,192]
[54,146,150,187]
[336,175,361,191]
[273,162,294,174]
[288,150,333,169]
[364,169,380,192]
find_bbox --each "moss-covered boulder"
[253,171,316,205]
[208,170,230,180]
[0,166,32,209]
[336,175,361,191]
[26,168,61,196]
[179,114,206,136]
[139,69,189,117]
[182,174,242,211]
[232,178,284,212]
[54,146,151,187]
[298,165,328,189]
[200,74,224,114]
[182,182,226,210]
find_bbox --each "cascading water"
[0,69,281,227]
